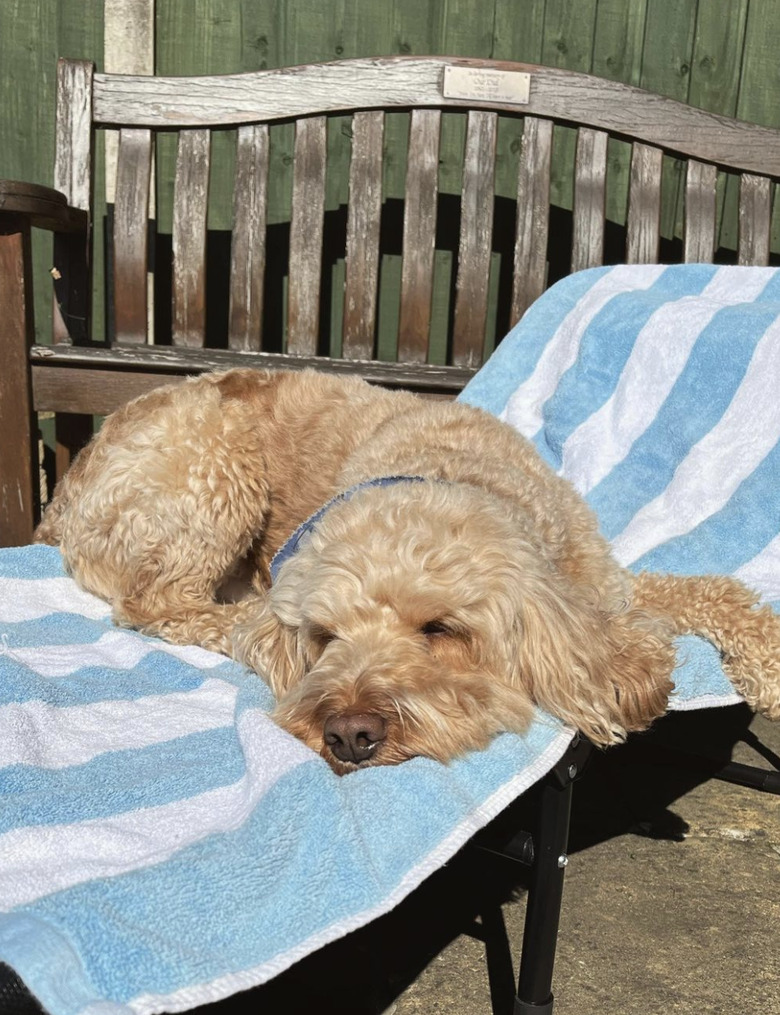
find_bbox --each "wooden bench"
[2,55,780,547]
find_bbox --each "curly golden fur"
[36,368,780,774]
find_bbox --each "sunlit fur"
[36,368,780,773]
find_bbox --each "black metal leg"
[513,765,575,1015]
[0,964,43,1015]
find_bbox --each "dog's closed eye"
[308,623,336,649]
[420,620,450,637]
[419,620,474,659]
[420,619,470,640]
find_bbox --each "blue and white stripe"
[462,263,780,610]
[0,546,575,1015]
[2,263,777,1014]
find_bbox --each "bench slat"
[572,127,608,272]
[53,59,93,344]
[90,58,780,178]
[113,128,152,344]
[343,111,384,360]
[288,116,327,356]
[55,59,93,211]
[738,174,772,267]
[399,109,442,363]
[229,124,269,351]
[626,142,663,264]
[684,160,718,263]
[172,129,211,347]
[512,115,552,326]
[453,110,497,368]
[30,344,476,410]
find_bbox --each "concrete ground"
[225,703,779,1015]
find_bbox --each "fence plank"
[638,0,697,242]
[492,0,546,62]
[685,0,749,251]
[540,0,598,214]
[156,0,242,233]
[591,0,649,228]
[103,0,155,205]
[735,0,780,259]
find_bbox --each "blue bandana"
[269,475,428,582]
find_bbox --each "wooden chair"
[2,56,780,547]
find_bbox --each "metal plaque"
[442,65,531,105]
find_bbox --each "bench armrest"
[0,179,87,233]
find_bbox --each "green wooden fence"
[2,0,780,346]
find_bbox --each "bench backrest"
[53,55,780,397]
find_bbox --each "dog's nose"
[323,712,387,765]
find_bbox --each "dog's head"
[233,482,673,774]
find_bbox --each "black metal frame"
[0,965,42,1015]
[475,734,593,1014]
[511,735,592,1015]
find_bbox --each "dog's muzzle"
[323,712,387,765]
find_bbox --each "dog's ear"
[509,574,675,746]
[231,600,306,696]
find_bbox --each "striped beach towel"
[1,263,776,1015]
[462,263,780,610]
